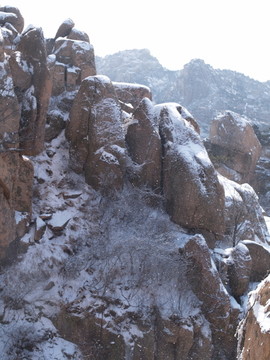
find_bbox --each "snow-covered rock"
[66,75,126,194]
[157,102,225,247]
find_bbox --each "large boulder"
[17,26,52,155]
[0,6,24,33]
[226,243,252,298]
[208,111,261,183]
[113,82,152,109]
[68,28,90,43]
[66,75,126,194]
[241,240,270,281]
[157,103,225,247]
[53,38,96,85]
[54,18,75,39]
[125,97,162,192]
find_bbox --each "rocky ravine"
[1,6,270,360]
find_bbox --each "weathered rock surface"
[220,175,269,246]
[0,6,24,33]
[208,111,262,183]
[51,37,96,95]
[68,28,90,43]
[157,103,225,247]
[126,97,162,191]
[66,75,126,193]
[241,240,270,281]
[238,275,270,359]
[181,235,240,359]
[0,152,33,259]
[226,243,252,298]
[54,18,75,39]
[17,26,52,155]
[113,81,152,109]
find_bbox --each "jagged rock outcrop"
[238,275,270,359]
[66,75,126,193]
[157,103,225,247]
[207,111,261,183]
[125,97,162,191]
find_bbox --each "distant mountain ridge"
[96,49,270,135]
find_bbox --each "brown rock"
[113,82,152,109]
[34,217,46,242]
[45,110,66,142]
[176,104,200,134]
[242,240,270,281]
[238,275,270,359]
[68,28,90,42]
[157,103,225,247]
[227,243,252,298]
[126,98,162,192]
[54,38,96,79]
[66,75,126,193]
[0,6,24,33]
[15,156,34,213]
[0,152,33,259]
[54,18,75,39]
[182,235,240,359]
[0,59,20,151]
[51,62,66,96]
[17,26,52,155]
[8,51,32,90]
[209,111,261,183]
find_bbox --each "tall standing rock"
[66,75,126,194]
[157,103,225,247]
[17,26,52,155]
[126,97,162,192]
[182,235,240,359]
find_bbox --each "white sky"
[3,0,270,81]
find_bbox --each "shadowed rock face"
[208,111,262,184]
[157,103,225,247]
[66,75,126,193]
[125,97,162,192]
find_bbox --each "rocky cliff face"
[96,50,270,136]
[0,6,270,360]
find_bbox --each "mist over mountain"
[96,49,270,135]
